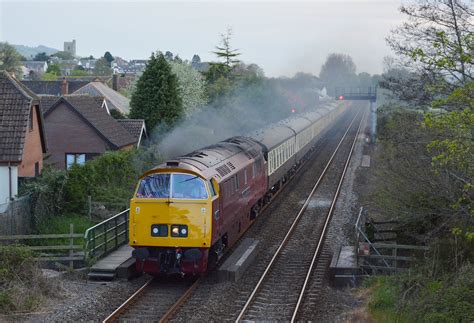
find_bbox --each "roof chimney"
[112,73,119,91]
[61,77,68,95]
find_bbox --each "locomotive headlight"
[151,224,168,237]
[171,225,188,237]
[172,226,180,236]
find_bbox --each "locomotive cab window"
[136,174,171,198]
[172,174,208,199]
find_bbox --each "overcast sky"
[0,0,405,77]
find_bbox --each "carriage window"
[172,174,208,199]
[136,174,171,198]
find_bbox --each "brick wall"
[44,102,110,169]
[18,105,44,177]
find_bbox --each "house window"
[29,107,34,131]
[66,153,86,169]
[34,162,40,176]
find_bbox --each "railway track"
[234,108,367,322]
[102,277,200,323]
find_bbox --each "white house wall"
[0,166,18,205]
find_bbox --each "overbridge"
[334,87,378,142]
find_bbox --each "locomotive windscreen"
[136,173,208,200]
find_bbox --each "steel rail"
[235,108,362,322]
[159,278,202,323]
[103,277,154,323]
[290,108,367,322]
[102,277,201,323]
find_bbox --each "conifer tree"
[129,52,183,130]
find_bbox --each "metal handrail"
[84,208,129,263]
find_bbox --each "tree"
[191,54,201,69]
[382,0,474,266]
[109,109,125,119]
[170,60,207,116]
[129,52,183,130]
[93,58,112,76]
[213,28,241,67]
[52,51,74,60]
[104,51,114,63]
[386,0,473,97]
[70,69,89,77]
[33,52,49,61]
[46,64,61,76]
[42,73,58,81]
[319,53,357,95]
[164,51,174,61]
[0,42,22,76]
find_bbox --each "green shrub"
[0,245,54,314]
[367,265,474,322]
[20,149,160,229]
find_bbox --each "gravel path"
[2,271,151,322]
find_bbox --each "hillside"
[13,44,59,59]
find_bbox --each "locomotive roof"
[152,136,264,182]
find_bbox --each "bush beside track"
[0,245,57,314]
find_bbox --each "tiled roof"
[22,80,90,96]
[117,119,146,141]
[47,95,136,149]
[0,71,38,162]
[73,82,130,114]
[38,95,60,114]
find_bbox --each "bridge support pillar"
[370,100,377,143]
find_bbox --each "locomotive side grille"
[216,164,232,177]
[227,162,236,170]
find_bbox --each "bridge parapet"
[335,87,377,102]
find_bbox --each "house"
[117,119,147,147]
[40,95,141,170]
[73,81,130,115]
[21,61,48,79]
[78,58,97,71]
[22,78,90,96]
[0,71,47,203]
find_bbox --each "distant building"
[125,59,148,74]
[73,81,131,114]
[21,61,48,79]
[78,58,97,71]
[22,79,90,96]
[0,71,48,203]
[63,39,76,56]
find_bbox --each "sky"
[0,0,405,77]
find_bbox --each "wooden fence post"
[69,223,74,270]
